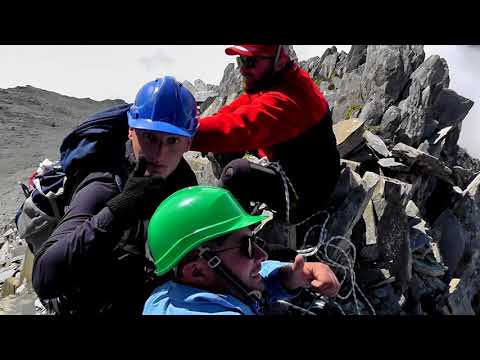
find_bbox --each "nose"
[154,142,168,158]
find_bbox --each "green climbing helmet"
[148,186,268,276]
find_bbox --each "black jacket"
[32,153,198,315]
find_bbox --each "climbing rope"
[267,162,299,224]
[267,161,376,315]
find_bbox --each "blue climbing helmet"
[127,76,198,138]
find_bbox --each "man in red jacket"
[192,45,341,256]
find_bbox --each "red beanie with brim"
[225,45,279,57]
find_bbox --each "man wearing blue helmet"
[32,77,200,315]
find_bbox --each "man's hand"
[106,154,167,224]
[281,255,340,297]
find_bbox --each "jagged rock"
[317,46,339,81]
[202,62,243,116]
[345,145,375,164]
[328,168,379,238]
[199,95,216,114]
[0,242,8,265]
[453,173,480,254]
[334,51,348,79]
[391,143,453,183]
[183,152,217,186]
[372,176,412,290]
[373,175,412,207]
[406,200,420,218]
[182,80,195,94]
[340,159,360,173]
[299,56,322,79]
[218,63,242,99]
[407,175,438,219]
[410,54,450,91]
[361,45,425,107]
[1,276,20,298]
[360,244,380,262]
[423,119,440,140]
[2,229,14,238]
[330,166,362,208]
[379,105,402,144]
[394,80,428,147]
[333,118,366,157]
[362,200,377,245]
[443,145,480,174]
[332,64,365,123]
[443,124,463,156]
[417,139,444,159]
[359,99,385,127]
[447,250,480,315]
[286,45,298,63]
[417,125,455,158]
[19,248,34,285]
[452,166,476,189]
[0,266,16,283]
[345,45,367,73]
[432,88,474,128]
[431,209,466,279]
[201,97,224,116]
[364,130,391,158]
[193,79,208,93]
[431,125,454,145]
[378,157,410,172]
[410,218,433,251]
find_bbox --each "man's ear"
[181,259,211,283]
[128,127,135,140]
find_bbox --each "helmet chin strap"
[198,246,265,313]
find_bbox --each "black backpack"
[16,103,131,256]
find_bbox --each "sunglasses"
[237,56,274,69]
[213,235,266,259]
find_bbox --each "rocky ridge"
[199,45,480,315]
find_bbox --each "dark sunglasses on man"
[214,235,266,259]
[237,56,274,69]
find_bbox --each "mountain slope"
[0,85,125,229]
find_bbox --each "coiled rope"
[267,161,376,315]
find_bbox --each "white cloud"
[138,48,176,72]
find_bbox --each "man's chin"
[247,277,265,292]
[146,167,168,178]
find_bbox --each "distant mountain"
[0,85,125,228]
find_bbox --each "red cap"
[225,45,279,57]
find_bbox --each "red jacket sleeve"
[192,89,328,153]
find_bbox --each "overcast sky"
[0,45,478,158]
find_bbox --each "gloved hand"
[106,155,167,223]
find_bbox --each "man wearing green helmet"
[144,186,340,315]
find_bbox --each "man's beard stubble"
[243,66,277,94]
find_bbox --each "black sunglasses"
[237,56,274,69]
[213,235,266,259]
